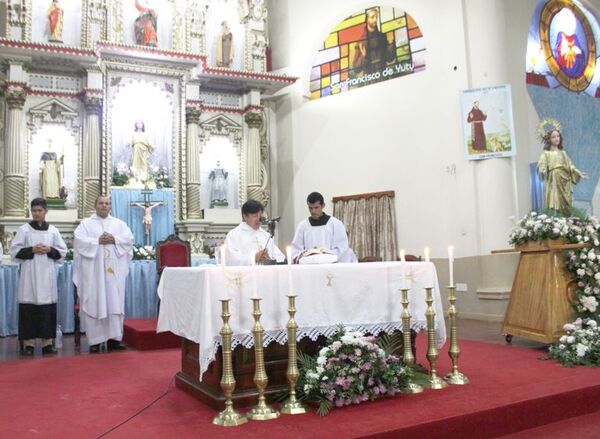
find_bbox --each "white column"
[244,110,264,203]
[4,86,27,217]
[83,93,102,217]
[186,106,202,219]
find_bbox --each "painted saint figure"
[217,21,234,68]
[39,140,63,199]
[537,129,588,215]
[209,161,229,207]
[130,120,154,183]
[134,0,158,47]
[467,101,487,151]
[351,8,395,76]
[47,0,63,43]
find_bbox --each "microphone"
[261,216,281,224]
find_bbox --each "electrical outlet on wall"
[455,283,468,292]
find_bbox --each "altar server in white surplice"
[291,192,357,263]
[11,198,67,356]
[73,195,133,353]
[224,199,285,266]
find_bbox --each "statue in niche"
[209,161,229,208]
[130,120,154,183]
[39,139,63,199]
[217,21,234,68]
[134,0,158,47]
[46,0,63,43]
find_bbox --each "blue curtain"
[530,162,544,213]
[0,258,215,337]
[110,188,175,246]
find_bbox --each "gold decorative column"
[213,299,247,426]
[425,287,447,390]
[400,288,423,394]
[83,90,102,217]
[280,295,308,414]
[246,298,280,420]
[4,85,27,217]
[185,106,202,219]
[445,286,469,385]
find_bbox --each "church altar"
[157,261,447,380]
[0,259,214,337]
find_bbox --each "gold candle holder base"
[425,287,448,390]
[399,288,423,394]
[247,298,280,421]
[444,286,469,386]
[213,299,247,427]
[281,294,308,415]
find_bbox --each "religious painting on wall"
[108,76,175,189]
[460,85,517,161]
[309,5,426,100]
[526,0,599,96]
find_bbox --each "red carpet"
[123,318,180,350]
[1,339,600,439]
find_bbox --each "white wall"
[269,0,545,258]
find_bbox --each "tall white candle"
[400,249,406,289]
[220,245,227,267]
[448,245,454,286]
[424,247,430,263]
[286,246,293,292]
[250,250,258,298]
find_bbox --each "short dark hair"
[30,198,48,209]
[307,192,325,205]
[95,194,110,205]
[242,199,263,216]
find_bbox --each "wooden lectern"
[496,239,582,344]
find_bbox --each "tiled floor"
[0,318,548,362]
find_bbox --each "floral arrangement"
[148,166,171,189]
[509,211,600,366]
[111,164,172,188]
[133,245,156,260]
[298,326,412,416]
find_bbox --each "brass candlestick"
[444,286,469,385]
[246,298,280,421]
[400,288,423,394]
[425,287,448,390]
[280,295,308,414]
[213,299,247,426]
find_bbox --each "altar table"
[157,261,446,380]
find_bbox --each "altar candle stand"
[444,284,469,385]
[281,294,308,414]
[400,287,423,394]
[425,287,448,389]
[213,299,247,426]
[246,298,280,420]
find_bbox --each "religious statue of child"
[209,161,229,208]
[537,128,588,215]
[39,139,63,200]
[134,0,158,47]
[217,21,234,68]
[47,0,63,43]
[130,120,154,183]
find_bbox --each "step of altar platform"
[123,318,180,350]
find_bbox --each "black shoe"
[21,346,34,356]
[89,344,101,354]
[107,339,126,351]
[42,345,58,355]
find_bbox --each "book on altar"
[298,247,338,265]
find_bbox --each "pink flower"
[363,362,372,370]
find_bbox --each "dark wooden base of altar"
[175,337,326,411]
[502,239,578,344]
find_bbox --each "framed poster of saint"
[460,84,517,161]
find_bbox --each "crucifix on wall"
[130,189,164,246]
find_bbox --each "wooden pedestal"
[175,337,325,411]
[502,239,578,344]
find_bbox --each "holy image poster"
[460,85,517,161]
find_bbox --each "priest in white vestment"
[11,198,67,356]
[291,192,357,263]
[73,195,133,352]
[224,199,285,265]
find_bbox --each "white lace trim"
[199,320,443,379]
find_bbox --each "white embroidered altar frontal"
[157,261,447,379]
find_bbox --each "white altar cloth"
[157,261,447,379]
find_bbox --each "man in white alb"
[224,199,285,265]
[291,192,357,263]
[73,195,133,353]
